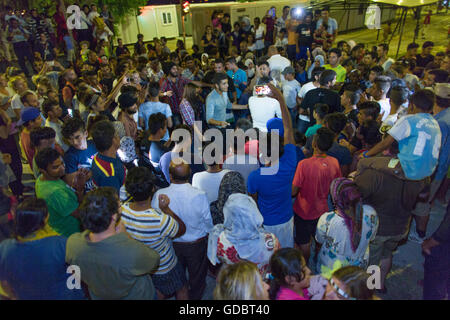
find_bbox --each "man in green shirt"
[324,48,346,83]
[35,148,89,237]
[66,187,160,300]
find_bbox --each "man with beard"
[117,92,138,140]
[160,62,207,126]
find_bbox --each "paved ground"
[9,7,450,300]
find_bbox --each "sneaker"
[408,229,425,244]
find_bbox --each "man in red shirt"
[292,127,341,262]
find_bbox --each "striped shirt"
[121,204,179,274]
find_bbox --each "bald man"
[151,159,213,299]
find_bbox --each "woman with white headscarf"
[307,54,325,80]
[208,193,280,275]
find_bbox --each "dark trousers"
[287,44,297,61]
[3,145,23,196]
[173,237,208,300]
[423,241,450,300]
[13,41,34,76]
[76,29,91,43]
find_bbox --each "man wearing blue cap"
[18,107,42,169]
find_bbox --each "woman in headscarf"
[209,171,246,225]
[208,193,280,275]
[240,16,253,37]
[315,178,379,273]
[307,54,325,80]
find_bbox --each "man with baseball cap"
[18,107,42,169]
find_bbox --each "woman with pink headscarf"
[315,178,379,273]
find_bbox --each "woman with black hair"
[179,82,206,140]
[0,197,86,300]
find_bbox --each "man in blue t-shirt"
[225,57,247,102]
[365,89,442,242]
[247,83,297,248]
[90,120,126,195]
[138,81,173,141]
[62,118,98,192]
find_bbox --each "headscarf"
[330,178,363,252]
[207,193,273,267]
[241,17,252,33]
[210,171,246,225]
[307,54,325,80]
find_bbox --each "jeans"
[423,241,450,300]
[289,108,297,129]
[287,44,297,61]
[264,217,294,248]
[297,118,311,134]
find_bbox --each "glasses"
[329,278,356,300]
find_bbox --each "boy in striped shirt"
[122,167,188,299]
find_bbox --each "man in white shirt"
[87,4,100,22]
[369,75,391,121]
[267,46,291,82]
[192,142,230,204]
[248,77,282,132]
[152,160,213,300]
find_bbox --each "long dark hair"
[183,82,201,120]
[268,248,306,300]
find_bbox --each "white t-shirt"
[298,81,318,99]
[45,119,69,152]
[248,96,282,132]
[282,79,301,109]
[267,54,291,73]
[192,170,230,204]
[88,11,100,22]
[374,98,391,121]
[254,26,265,50]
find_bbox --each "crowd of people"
[0,4,449,300]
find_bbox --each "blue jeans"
[287,44,297,61]
[264,217,294,248]
[297,119,311,134]
[289,108,297,129]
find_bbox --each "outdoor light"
[182,0,190,14]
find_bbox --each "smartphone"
[255,85,271,96]
[268,7,276,18]
[48,60,55,66]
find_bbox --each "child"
[292,128,342,262]
[268,248,312,300]
[79,41,90,62]
[305,103,329,138]
[61,117,98,192]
